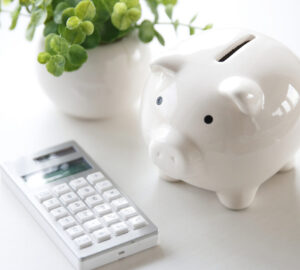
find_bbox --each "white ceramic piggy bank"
[141,28,300,210]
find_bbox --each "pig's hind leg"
[216,186,259,210]
[279,158,295,173]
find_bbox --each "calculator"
[0,141,158,270]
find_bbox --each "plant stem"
[156,21,205,30]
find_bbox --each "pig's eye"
[204,115,213,124]
[156,96,163,105]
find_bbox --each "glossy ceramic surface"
[141,28,300,210]
[36,34,151,119]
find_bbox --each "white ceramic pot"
[36,34,151,119]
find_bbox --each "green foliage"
[4,0,212,76]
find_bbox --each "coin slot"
[217,35,255,62]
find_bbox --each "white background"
[1,0,300,269]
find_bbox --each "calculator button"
[111,197,129,210]
[43,198,60,211]
[103,189,121,202]
[58,216,76,229]
[68,201,86,215]
[50,207,68,220]
[128,216,147,230]
[94,204,112,216]
[69,178,88,191]
[119,207,138,220]
[95,180,113,193]
[93,228,111,243]
[83,219,102,233]
[111,222,129,236]
[53,183,71,196]
[36,190,52,202]
[67,225,84,239]
[74,235,92,249]
[102,213,120,226]
[76,210,94,223]
[86,172,105,185]
[77,186,95,199]
[60,192,78,205]
[85,194,103,208]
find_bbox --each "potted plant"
[1,0,212,119]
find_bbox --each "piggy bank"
[141,28,300,210]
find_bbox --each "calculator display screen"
[23,158,92,186]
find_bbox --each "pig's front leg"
[158,170,181,182]
[216,187,259,210]
[279,158,295,173]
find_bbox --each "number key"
[95,180,113,193]
[86,172,105,185]
[68,201,86,214]
[43,198,60,211]
[66,225,84,239]
[50,207,68,220]
[77,186,95,199]
[76,210,94,223]
[85,194,103,208]
[69,178,88,191]
[36,190,52,202]
[60,192,78,205]
[53,183,70,196]
[103,189,121,202]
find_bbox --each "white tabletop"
[1,0,300,269]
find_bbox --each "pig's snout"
[149,128,188,178]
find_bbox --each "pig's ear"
[150,55,184,74]
[219,76,264,116]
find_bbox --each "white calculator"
[0,141,158,270]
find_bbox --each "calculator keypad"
[37,172,148,250]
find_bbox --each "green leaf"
[54,2,70,24]
[111,2,141,31]
[189,26,195,35]
[203,23,213,30]
[189,13,197,24]
[98,19,130,44]
[165,4,173,20]
[50,35,69,56]
[81,21,94,35]
[122,0,139,8]
[138,20,155,43]
[93,0,118,23]
[75,0,96,20]
[62,7,75,24]
[43,21,58,36]
[46,55,65,76]
[145,0,158,23]
[26,8,48,40]
[62,26,86,44]
[127,7,141,21]
[111,3,130,31]
[37,52,51,64]
[9,5,21,30]
[154,30,165,45]
[81,28,100,48]
[66,16,81,30]
[67,44,87,65]
[64,59,81,71]
[45,33,57,54]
